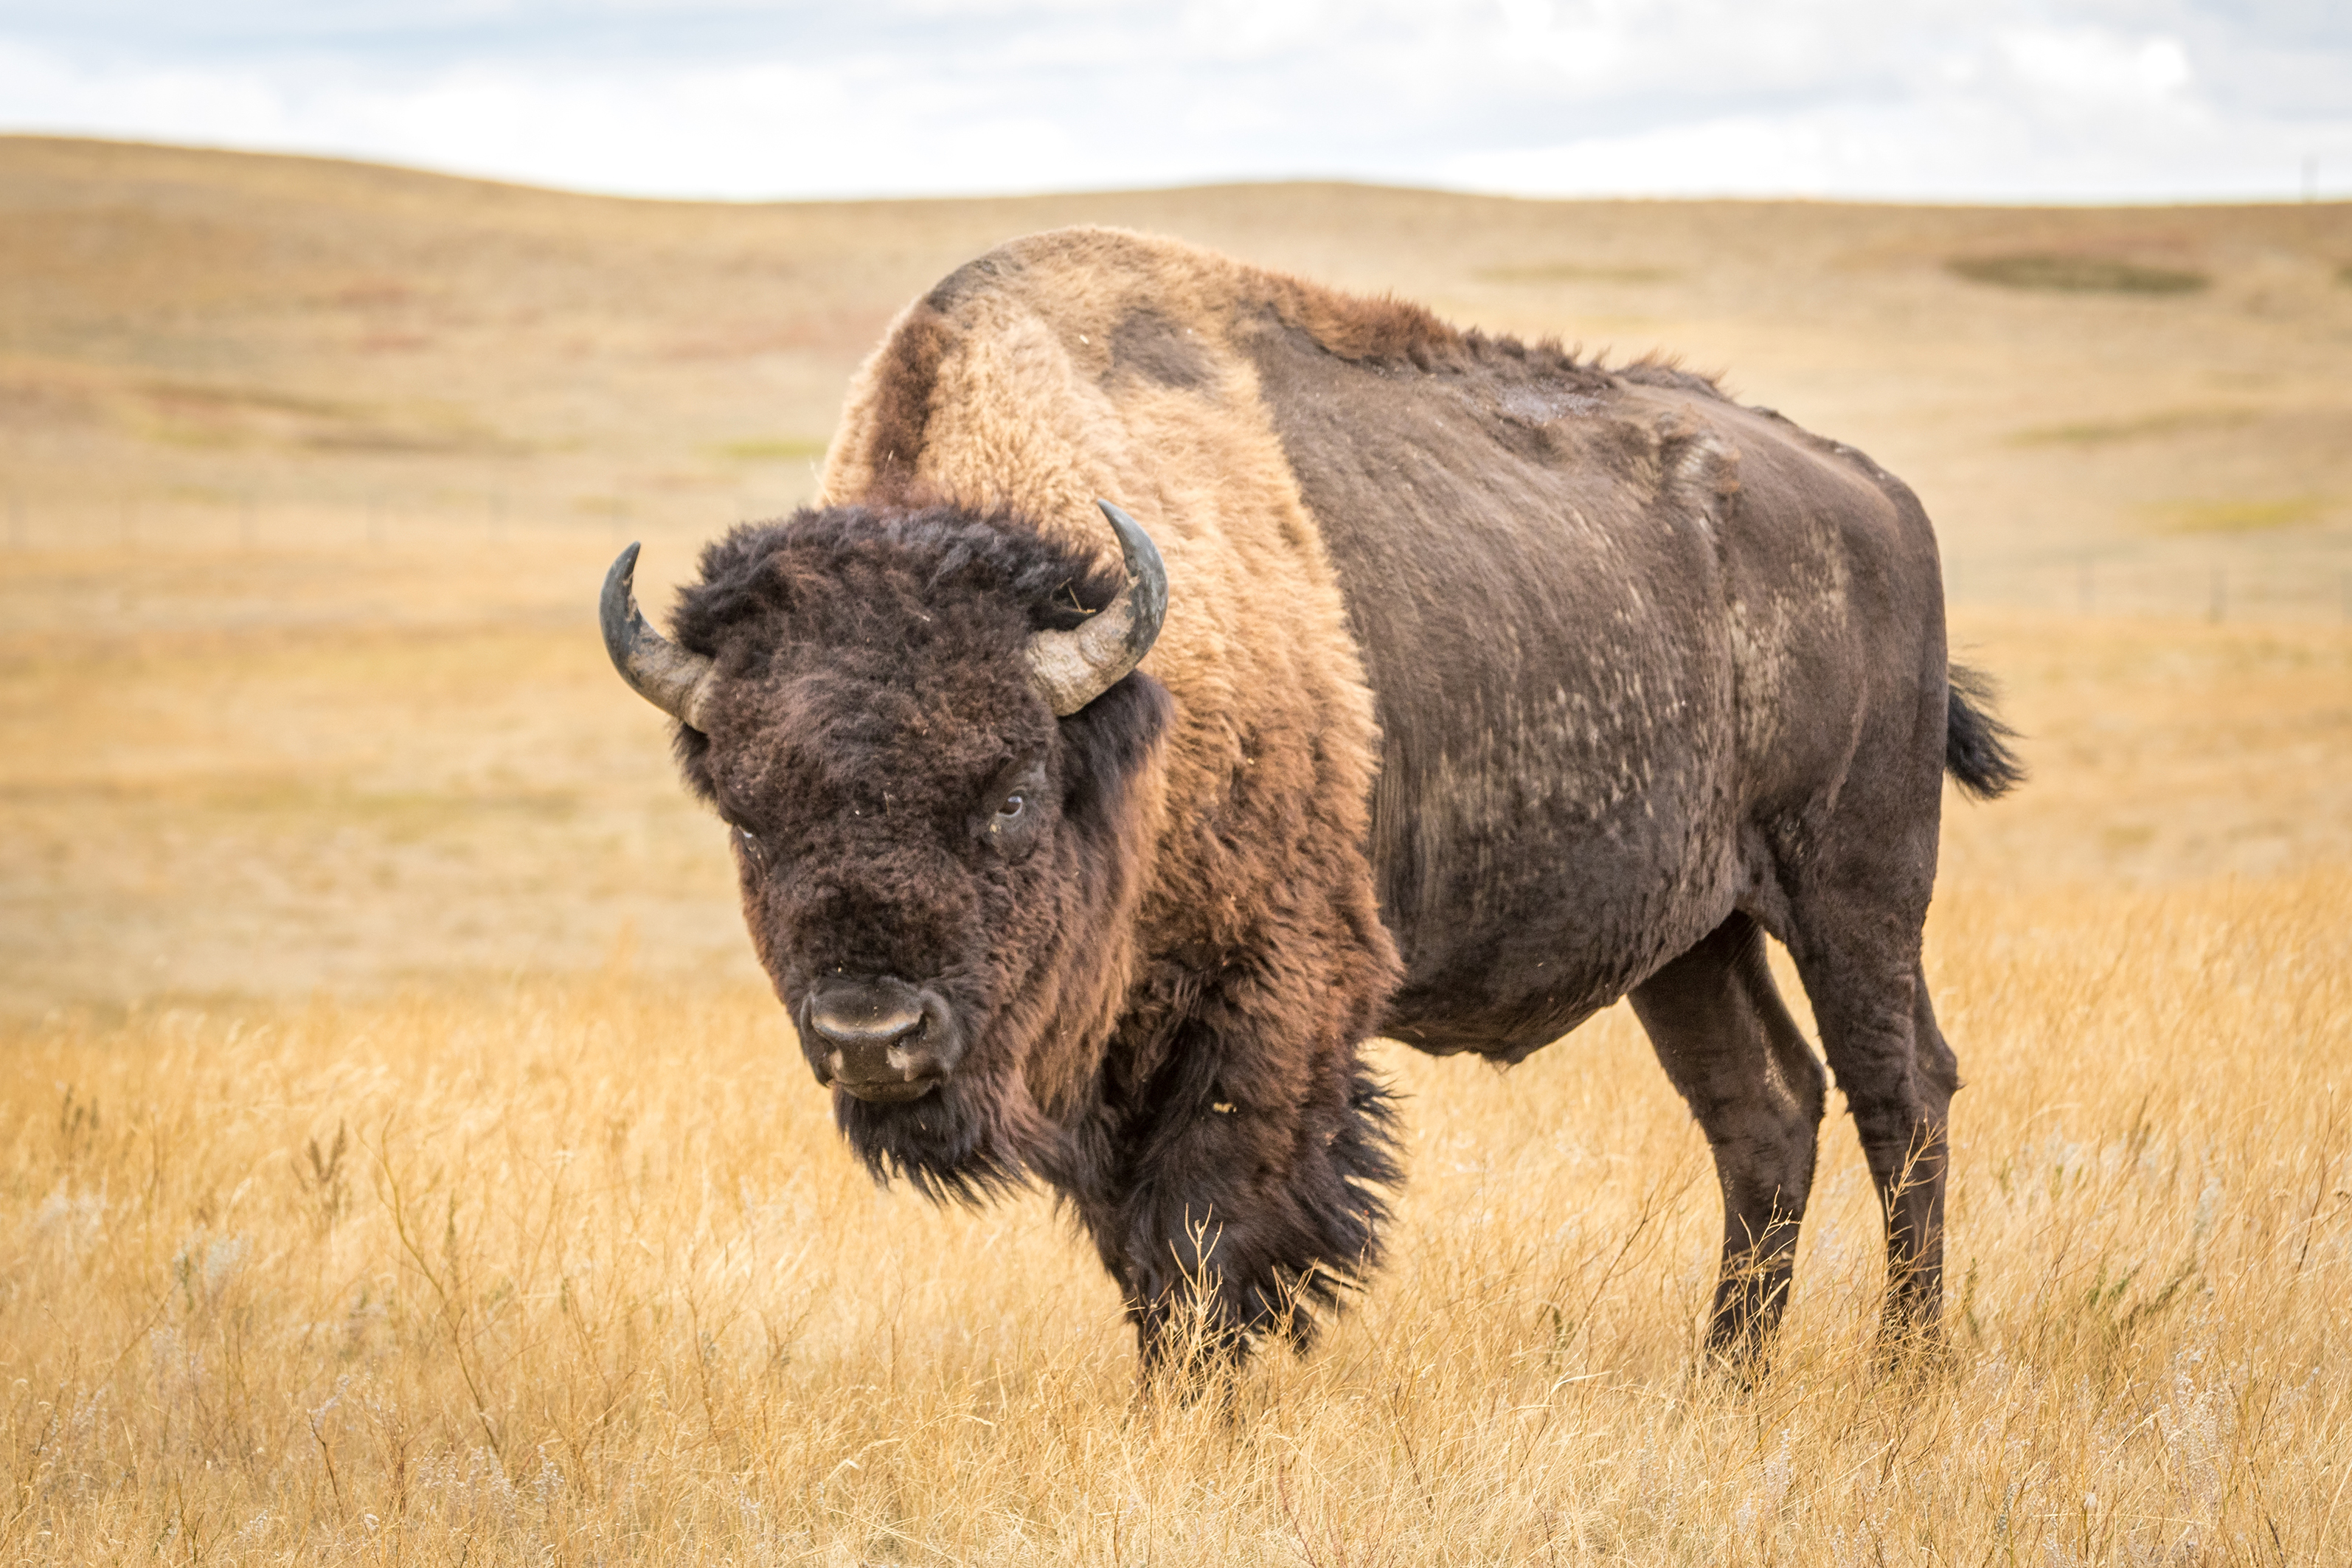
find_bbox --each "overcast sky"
[2,1,2347,203]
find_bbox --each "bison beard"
[603,227,2022,1385]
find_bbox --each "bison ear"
[1024,500,1168,717]
[601,542,721,730]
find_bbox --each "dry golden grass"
[4,140,2351,1564]
[5,867,2347,1564]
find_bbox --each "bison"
[600,227,2019,1378]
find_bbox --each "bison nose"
[804,978,954,1103]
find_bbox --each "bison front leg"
[1074,1013,1399,1386]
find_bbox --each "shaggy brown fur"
[648,226,2016,1375]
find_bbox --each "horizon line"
[8,131,2345,214]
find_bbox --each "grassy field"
[3,139,2351,1563]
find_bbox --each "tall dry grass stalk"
[4,866,2346,1564]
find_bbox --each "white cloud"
[1,1,2348,201]
[1997,27,2193,103]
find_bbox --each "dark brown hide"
[1233,311,1986,1354]
[639,228,2018,1378]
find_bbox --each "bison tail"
[1945,664,2024,802]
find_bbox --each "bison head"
[600,502,1171,1196]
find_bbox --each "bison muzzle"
[599,227,2022,1382]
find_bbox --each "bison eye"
[735,824,766,866]
[979,765,1046,856]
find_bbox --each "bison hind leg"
[1629,911,1828,1374]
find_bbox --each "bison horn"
[1026,500,1169,717]
[600,542,719,731]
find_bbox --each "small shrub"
[1946,254,2209,295]
[2155,496,2325,535]
[2009,407,2255,447]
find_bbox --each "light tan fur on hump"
[817,228,1389,951]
